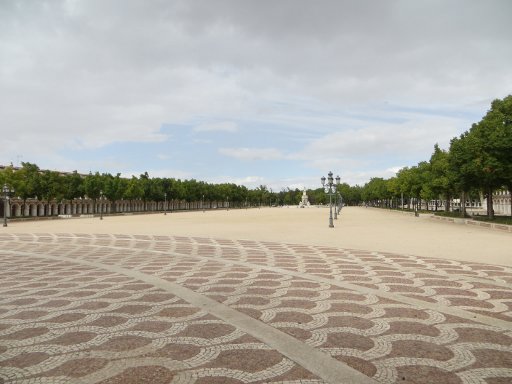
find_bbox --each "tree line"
[0,163,319,212]
[1,95,510,217]
[344,95,512,218]
[0,161,349,212]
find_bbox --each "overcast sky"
[1,0,511,190]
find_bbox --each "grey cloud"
[3,1,511,106]
[1,0,511,179]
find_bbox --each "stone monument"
[298,188,311,208]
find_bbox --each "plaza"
[1,207,511,383]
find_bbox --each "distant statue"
[298,188,311,208]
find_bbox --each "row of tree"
[1,96,510,217]
[0,163,323,212]
[350,95,512,218]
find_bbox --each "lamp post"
[99,190,104,220]
[202,194,205,213]
[321,172,340,228]
[334,196,337,219]
[164,192,167,215]
[334,174,341,220]
[226,197,229,211]
[3,184,14,227]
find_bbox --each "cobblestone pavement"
[1,233,511,384]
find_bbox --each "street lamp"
[3,183,14,227]
[164,192,167,215]
[99,190,104,220]
[202,194,205,213]
[333,175,341,220]
[321,172,340,228]
[226,197,229,211]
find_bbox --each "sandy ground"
[3,206,511,266]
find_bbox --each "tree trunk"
[461,191,466,217]
[487,186,494,219]
[508,187,512,217]
[445,194,451,212]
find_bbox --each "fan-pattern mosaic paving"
[1,233,511,383]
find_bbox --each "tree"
[168,178,185,202]
[308,188,327,205]
[40,170,64,215]
[62,171,84,201]
[412,163,429,210]
[182,179,202,202]
[453,96,512,218]
[83,172,104,213]
[255,185,269,207]
[485,95,512,216]
[139,172,153,209]
[0,164,17,190]
[395,167,413,209]
[428,144,455,212]
[150,178,166,203]
[103,173,125,213]
[12,162,42,215]
[281,188,301,206]
[337,183,362,206]
[123,176,143,203]
[387,177,402,209]
[362,178,390,207]
[449,134,477,216]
